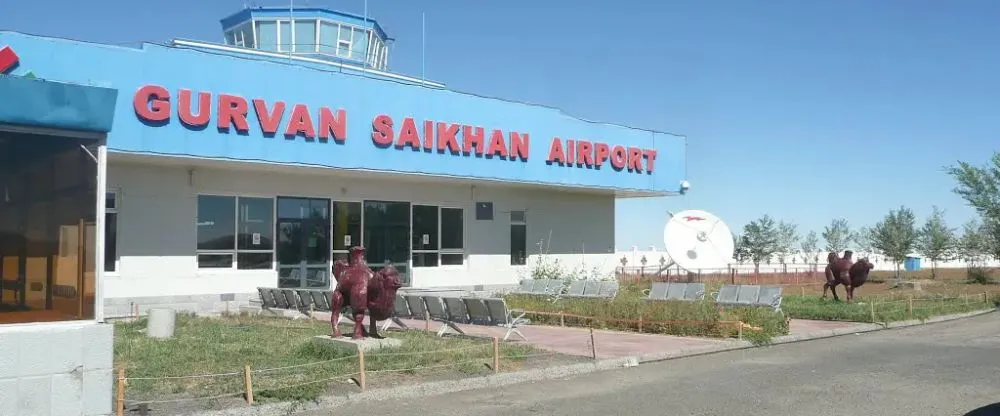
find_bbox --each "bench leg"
[435,321,465,337]
[502,325,525,342]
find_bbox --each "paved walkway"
[310,311,873,360]
[321,313,1000,416]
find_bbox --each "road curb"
[637,307,997,364]
[191,357,639,416]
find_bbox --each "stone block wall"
[0,321,114,416]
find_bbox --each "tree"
[853,226,874,253]
[799,231,819,264]
[775,221,799,265]
[947,153,1000,220]
[733,234,750,264]
[869,206,918,279]
[823,218,852,253]
[915,206,956,278]
[741,215,780,273]
[957,219,988,267]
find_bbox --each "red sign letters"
[133,84,658,174]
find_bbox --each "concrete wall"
[0,321,114,416]
[103,158,616,315]
[615,248,1000,273]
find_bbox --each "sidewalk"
[311,311,874,360]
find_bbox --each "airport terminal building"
[0,7,684,413]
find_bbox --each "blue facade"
[0,31,686,194]
[0,75,119,133]
[904,257,922,272]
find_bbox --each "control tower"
[219,6,392,71]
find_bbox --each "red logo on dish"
[683,216,706,222]
[0,46,19,74]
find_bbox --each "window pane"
[197,195,236,251]
[441,253,463,266]
[332,201,361,250]
[319,22,338,54]
[510,224,527,266]
[441,208,463,250]
[239,23,255,48]
[105,192,117,211]
[510,210,526,223]
[412,252,438,268]
[279,20,292,51]
[338,25,353,42]
[237,252,273,270]
[293,20,316,53]
[411,205,438,250]
[351,28,368,60]
[363,201,410,265]
[257,21,277,51]
[198,254,233,268]
[238,197,273,251]
[104,212,117,272]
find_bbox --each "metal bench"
[714,284,783,311]
[380,293,412,332]
[443,297,470,324]
[462,297,493,326]
[423,295,465,337]
[483,297,528,341]
[645,282,705,301]
[257,287,278,309]
[404,294,428,321]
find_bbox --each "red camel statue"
[822,250,874,303]
[330,246,403,339]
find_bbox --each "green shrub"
[503,293,788,344]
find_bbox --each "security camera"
[679,180,691,193]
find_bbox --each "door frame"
[275,196,331,289]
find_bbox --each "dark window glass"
[104,212,117,272]
[197,195,236,250]
[441,253,464,266]
[510,224,527,266]
[363,201,410,265]
[105,192,117,210]
[237,252,273,270]
[475,202,493,220]
[510,210,526,223]
[441,208,464,250]
[411,205,438,251]
[237,197,274,251]
[332,201,362,251]
[197,253,233,268]
[412,252,438,268]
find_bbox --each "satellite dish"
[662,209,735,271]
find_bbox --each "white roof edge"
[168,39,447,88]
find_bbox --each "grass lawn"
[504,284,790,345]
[781,290,997,323]
[114,313,548,412]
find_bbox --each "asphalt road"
[302,313,1000,416]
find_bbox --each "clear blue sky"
[4,0,998,250]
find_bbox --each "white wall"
[104,158,616,300]
[615,247,1000,273]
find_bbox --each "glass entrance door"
[363,201,411,286]
[276,197,330,289]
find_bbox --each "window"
[257,20,278,51]
[331,201,361,261]
[337,24,353,58]
[277,20,292,52]
[196,195,274,270]
[510,211,527,265]
[105,191,119,273]
[293,19,316,53]
[319,21,339,54]
[412,205,464,267]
